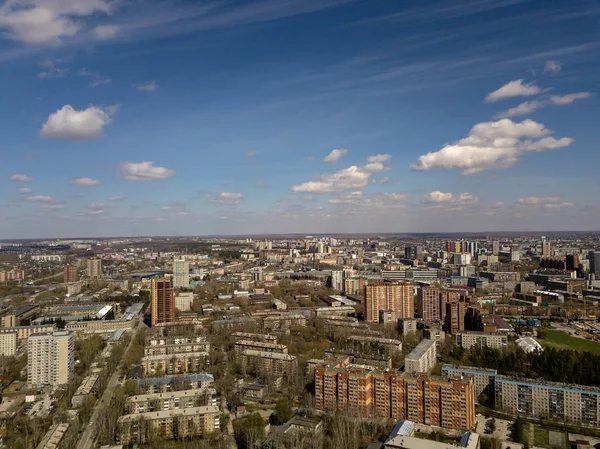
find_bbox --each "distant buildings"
[87,258,102,279]
[174,291,194,311]
[365,283,413,324]
[27,330,74,387]
[455,331,508,350]
[0,269,25,283]
[404,339,437,374]
[63,265,78,283]
[172,259,190,288]
[151,278,174,327]
[0,332,17,356]
[240,349,298,376]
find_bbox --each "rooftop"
[118,405,219,422]
[405,339,435,361]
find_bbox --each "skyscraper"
[542,239,551,257]
[365,283,413,323]
[172,259,190,288]
[445,300,466,334]
[151,278,174,326]
[330,270,343,291]
[416,286,440,321]
[87,258,102,279]
[63,265,78,283]
[589,251,600,277]
[492,240,500,256]
[27,330,74,387]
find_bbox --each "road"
[76,323,140,449]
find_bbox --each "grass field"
[540,329,600,353]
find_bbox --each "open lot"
[540,329,600,353]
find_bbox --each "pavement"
[476,414,520,448]
[76,323,140,449]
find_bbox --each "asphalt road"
[76,323,140,449]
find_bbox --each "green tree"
[233,413,265,449]
[269,397,295,425]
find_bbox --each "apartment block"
[125,388,216,414]
[346,335,402,354]
[144,336,210,356]
[405,339,437,374]
[240,349,298,376]
[136,373,214,394]
[173,259,190,289]
[442,364,498,400]
[0,324,55,341]
[398,318,417,336]
[314,364,475,430]
[87,258,102,279]
[118,405,220,445]
[365,283,414,324]
[231,332,278,343]
[445,300,466,334]
[151,278,175,326]
[174,291,194,311]
[63,265,78,283]
[495,376,600,427]
[416,286,441,321]
[65,319,134,335]
[234,340,288,354]
[35,423,69,449]
[140,352,209,375]
[0,331,17,356]
[28,330,74,387]
[262,314,307,330]
[455,331,507,350]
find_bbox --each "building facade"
[445,300,466,334]
[405,339,437,374]
[173,259,190,288]
[240,349,298,376]
[455,331,507,350]
[87,258,102,279]
[151,278,174,326]
[125,388,216,414]
[140,352,210,375]
[0,331,17,356]
[416,287,440,321]
[442,365,498,401]
[27,330,74,387]
[63,265,78,283]
[365,284,414,324]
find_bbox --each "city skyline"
[2,0,600,238]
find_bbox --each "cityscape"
[1,0,600,449]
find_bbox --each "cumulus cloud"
[210,192,245,205]
[544,60,561,74]
[136,81,158,92]
[485,79,543,102]
[107,195,125,202]
[119,161,175,181]
[367,154,391,163]
[10,174,33,182]
[496,92,591,118]
[40,104,117,140]
[93,24,119,39]
[292,155,391,193]
[26,195,53,202]
[323,149,348,163]
[0,0,115,45]
[70,177,101,186]
[422,191,479,206]
[19,188,33,194]
[410,119,573,175]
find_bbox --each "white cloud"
[19,188,33,194]
[136,81,158,92]
[0,0,115,45]
[70,177,101,186]
[496,92,591,118]
[328,191,407,209]
[210,192,245,205]
[292,155,391,193]
[517,197,574,209]
[367,154,391,163]
[544,60,561,74]
[422,191,479,205]
[93,24,119,39]
[41,203,66,210]
[40,104,117,140]
[410,119,573,175]
[107,195,125,202]
[119,161,175,181]
[10,174,33,182]
[485,79,543,102]
[323,149,348,163]
[26,195,53,202]
[87,209,104,215]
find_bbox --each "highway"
[76,323,141,449]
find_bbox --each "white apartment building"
[455,331,508,350]
[27,330,75,387]
[404,339,437,374]
[0,332,17,356]
[173,259,190,288]
[175,291,194,311]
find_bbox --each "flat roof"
[141,351,209,362]
[127,388,214,402]
[118,405,219,422]
[405,339,435,360]
[241,349,297,361]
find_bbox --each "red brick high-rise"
[416,286,440,321]
[365,283,413,323]
[151,278,174,327]
[63,265,78,283]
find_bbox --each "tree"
[269,398,295,425]
[233,412,265,449]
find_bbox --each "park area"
[539,329,600,353]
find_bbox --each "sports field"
[540,329,600,353]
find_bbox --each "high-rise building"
[439,291,460,322]
[314,364,475,430]
[566,254,580,271]
[542,239,552,257]
[172,259,190,288]
[365,284,413,324]
[63,265,78,283]
[404,246,423,260]
[27,330,74,387]
[445,300,466,334]
[589,251,600,277]
[330,270,344,291]
[0,332,17,356]
[492,240,500,256]
[151,278,174,326]
[87,258,102,279]
[416,286,440,321]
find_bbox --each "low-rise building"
[455,331,507,350]
[346,335,402,354]
[404,339,437,374]
[136,373,214,394]
[71,373,99,407]
[234,340,288,354]
[125,388,216,414]
[140,352,210,375]
[35,423,69,449]
[0,324,55,341]
[144,336,210,356]
[65,319,134,335]
[231,332,278,343]
[240,349,298,376]
[0,331,17,356]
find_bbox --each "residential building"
[231,332,278,343]
[416,286,440,321]
[589,251,600,277]
[495,375,600,427]
[455,331,507,350]
[445,300,466,334]
[404,339,437,374]
[65,319,134,335]
[240,349,298,376]
[118,406,220,445]
[87,258,102,279]
[398,318,417,336]
[442,364,498,401]
[330,270,344,291]
[384,421,480,449]
[125,388,216,414]
[136,373,214,394]
[144,336,210,356]
[365,283,413,324]
[542,239,551,257]
[71,374,99,407]
[346,335,402,354]
[173,259,190,288]
[0,324,55,341]
[27,330,75,387]
[140,352,209,375]
[439,291,460,322]
[35,423,70,449]
[174,291,194,311]
[151,278,174,326]
[234,340,288,354]
[63,265,78,283]
[0,332,17,356]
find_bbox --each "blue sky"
[1,0,600,238]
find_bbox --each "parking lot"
[476,414,524,449]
